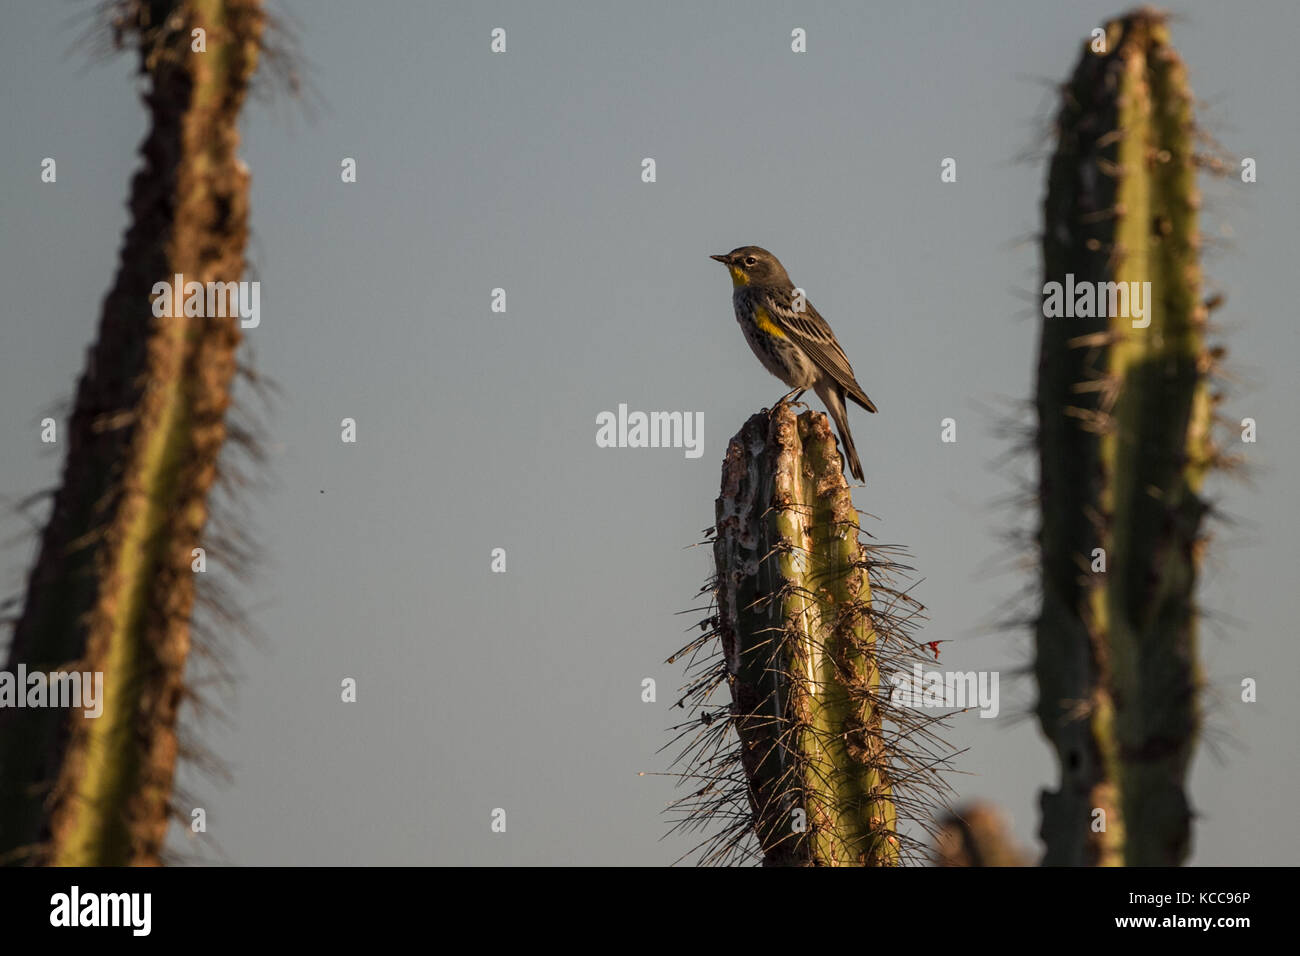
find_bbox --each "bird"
[711,245,877,481]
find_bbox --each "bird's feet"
[766,388,807,416]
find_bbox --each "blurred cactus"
[933,802,1031,867]
[1034,9,1218,866]
[670,406,948,866]
[0,0,264,865]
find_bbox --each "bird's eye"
[744,256,758,266]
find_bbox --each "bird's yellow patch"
[754,305,786,338]
[727,265,750,287]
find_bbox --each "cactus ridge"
[0,0,269,867]
[668,406,953,866]
[1033,8,1230,867]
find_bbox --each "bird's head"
[710,246,788,288]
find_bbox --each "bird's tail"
[821,384,865,482]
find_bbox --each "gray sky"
[2,0,1297,865]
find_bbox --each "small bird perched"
[711,246,877,481]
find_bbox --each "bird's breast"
[752,304,787,339]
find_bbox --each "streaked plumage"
[711,246,876,481]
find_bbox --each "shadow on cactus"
[666,406,955,866]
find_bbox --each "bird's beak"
[710,254,729,264]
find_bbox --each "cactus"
[669,406,948,866]
[934,802,1032,867]
[1034,8,1217,866]
[0,0,264,866]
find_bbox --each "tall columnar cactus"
[670,406,946,866]
[1034,9,1216,866]
[0,0,264,866]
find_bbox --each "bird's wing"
[764,290,878,412]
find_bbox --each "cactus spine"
[1034,9,1214,866]
[673,406,946,866]
[0,0,264,866]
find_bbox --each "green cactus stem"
[670,406,949,866]
[0,0,264,866]
[1034,8,1215,867]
